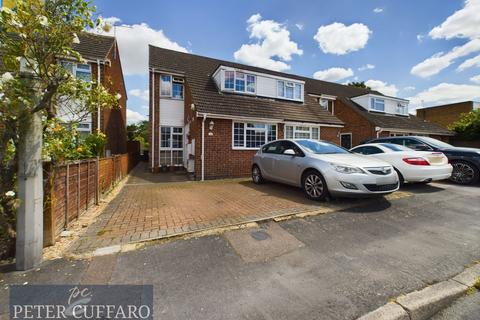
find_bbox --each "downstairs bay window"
[285,125,320,140]
[233,122,277,149]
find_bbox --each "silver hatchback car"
[252,139,399,200]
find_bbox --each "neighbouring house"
[333,93,454,148]
[148,46,451,180]
[0,33,128,155]
[416,101,480,129]
[63,33,128,155]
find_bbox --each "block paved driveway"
[71,162,363,253]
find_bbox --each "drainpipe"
[201,114,207,181]
[376,126,383,138]
[151,69,155,171]
[96,59,101,132]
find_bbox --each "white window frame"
[396,103,408,115]
[284,124,321,140]
[160,74,172,97]
[159,126,184,166]
[232,121,277,150]
[277,80,303,102]
[371,98,385,112]
[224,70,256,94]
[62,61,92,82]
[172,77,184,100]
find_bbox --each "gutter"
[96,59,101,131]
[376,126,454,136]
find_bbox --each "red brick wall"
[334,100,376,146]
[149,72,161,171]
[188,118,343,180]
[416,102,473,129]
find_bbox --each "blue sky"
[93,0,480,123]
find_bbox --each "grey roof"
[149,46,345,125]
[341,98,454,135]
[73,33,115,61]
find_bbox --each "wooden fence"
[43,153,139,246]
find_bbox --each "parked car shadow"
[401,182,446,194]
[341,197,392,213]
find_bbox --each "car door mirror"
[283,149,296,156]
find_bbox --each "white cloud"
[313,67,354,82]
[373,8,384,13]
[470,75,480,84]
[91,17,188,75]
[365,79,399,96]
[410,39,480,77]
[403,86,416,91]
[313,22,371,55]
[417,34,425,43]
[457,54,480,71]
[234,14,303,72]
[408,83,480,108]
[129,89,149,101]
[127,109,147,124]
[295,23,304,31]
[358,64,375,71]
[429,0,480,40]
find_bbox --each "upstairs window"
[396,103,408,115]
[61,62,91,82]
[224,71,234,90]
[235,72,245,92]
[172,77,184,100]
[160,75,172,97]
[277,81,303,101]
[246,74,256,93]
[371,97,385,112]
[224,70,256,93]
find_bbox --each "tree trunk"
[16,111,44,270]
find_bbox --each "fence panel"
[45,153,138,244]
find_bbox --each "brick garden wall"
[44,153,139,245]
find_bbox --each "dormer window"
[396,103,408,115]
[224,70,256,94]
[277,81,302,100]
[371,98,385,112]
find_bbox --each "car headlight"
[330,163,365,174]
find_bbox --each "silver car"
[252,139,399,200]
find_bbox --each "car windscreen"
[380,143,412,152]
[418,137,454,149]
[296,140,349,154]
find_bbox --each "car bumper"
[324,170,399,197]
[403,165,453,183]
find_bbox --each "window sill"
[232,147,260,151]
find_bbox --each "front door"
[340,133,352,149]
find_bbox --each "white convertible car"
[350,143,453,184]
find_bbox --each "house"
[148,46,451,180]
[0,33,128,155]
[332,93,454,148]
[64,33,128,155]
[416,101,480,129]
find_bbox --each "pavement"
[0,181,479,319]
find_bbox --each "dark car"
[366,136,480,185]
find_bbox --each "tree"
[127,120,149,150]
[448,109,480,140]
[0,0,118,269]
[347,81,371,90]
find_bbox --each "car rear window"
[380,143,411,151]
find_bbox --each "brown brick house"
[148,46,451,180]
[1,33,128,155]
[68,33,128,155]
[416,101,480,129]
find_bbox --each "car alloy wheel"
[252,165,264,184]
[302,171,327,200]
[450,161,478,184]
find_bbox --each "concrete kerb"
[358,262,480,320]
